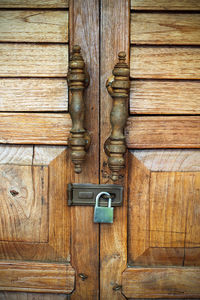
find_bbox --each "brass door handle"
[67,45,90,174]
[104,52,130,181]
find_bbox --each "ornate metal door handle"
[67,45,90,174]
[104,52,130,181]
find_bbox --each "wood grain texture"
[185,173,200,248]
[0,165,48,242]
[122,267,200,298]
[0,147,70,262]
[128,152,150,263]
[0,292,70,300]
[34,146,67,165]
[0,0,69,8]
[130,47,200,79]
[0,145,66,165]
[131,13,200,45]
[0,79,68,112]
[69,1,100,299]
[0,10,68,43]
[125,116,200,148]
[0,44,68,77]
[130,80,200,114]
[0,261,75,293]
[131,0,200,10]
[128,150,200,267]
[0,113,71,144]
[0,145,33,165]
[100,1,129,300]
[150,172,194,248]
[132,149,200,172]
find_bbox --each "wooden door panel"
[128,150,200,266]
[0,10,68,43]
[131,13,200,45]
[0,79,68,112]
[122,267,200,298]
[0,165,48,243]
[130,47,200,79]
[131,0,200,10]
[0,292,70,300]
[122,150,200,298]
[0,146,75,293]
[0,113,71,145]
[0,44,68,77]
[130,80,200,115]
[0,0,69,8]
[126,117,200,148]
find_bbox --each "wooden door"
[100,1,200,299]
[0,0,100,299]
[0,0,200,300]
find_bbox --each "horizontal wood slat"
[0,261,75,293]
[122,267,200,298]
[0,113,71,144]
[0,44,68,77]
[0,10,68,43]
[125,116,200,148]
[130,80,200,114]
[131,0,200,10]
[1,115,199,147]
[0,0,69,8]
[131,13,200,45]
[0,79,68,111]
[131,47,200,79]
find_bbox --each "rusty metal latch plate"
[67,183,123,206]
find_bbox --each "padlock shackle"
[95,192,112,208]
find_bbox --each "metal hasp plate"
[68,183,123,206]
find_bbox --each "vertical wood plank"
[69,1,100,299]
[100,1,130,299]
[128,154,150,263]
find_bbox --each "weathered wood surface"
[100,1,129,300]
[0,147,70,262]
[130,47,200,79]
[132,149,200,172]
[69,1,100,299]
[0,0,69,8]
[0,79,68,111]
[0,261,75,294]
[0,113,71,144]
[131,13,200,45]
[0,145,66,165]
[150,172,199,248]
[122,267,200,298]
[128,152,151,264]
[130,80,200,114]
[0,292,70,300]
[131,0,200,10]
[125,116,200,148]
[0,10,68,43]
[128,150,200,267]
[0,44,68,77]
[0,165,48,242]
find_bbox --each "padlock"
[94,192,113,223]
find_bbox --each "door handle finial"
[67,45,90,174]
[104,52,130,181]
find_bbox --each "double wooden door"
[0,0,200,299]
